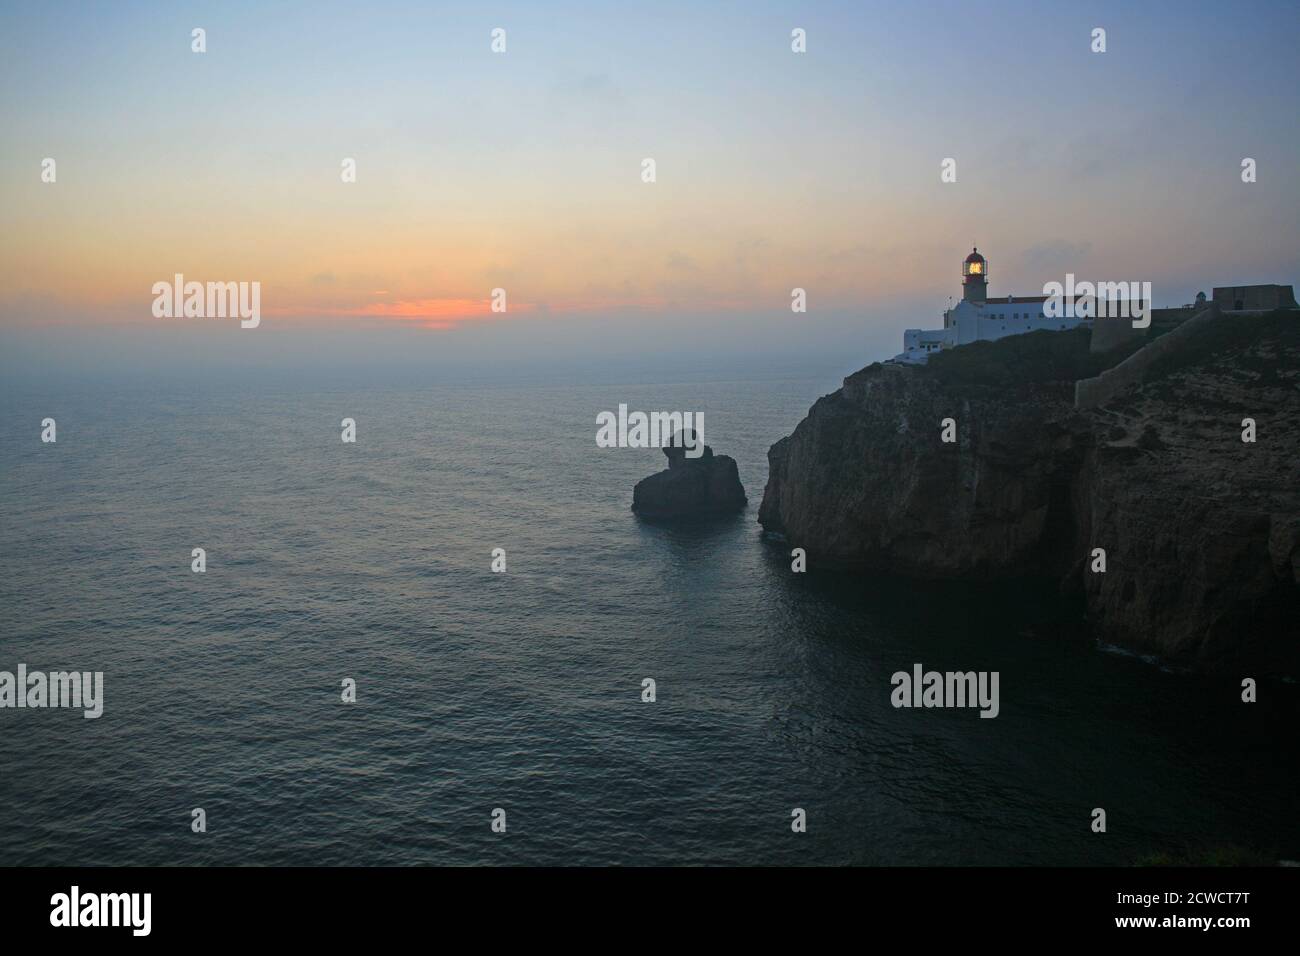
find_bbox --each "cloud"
[266,296,536,331]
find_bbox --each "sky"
[1,0,1298,381]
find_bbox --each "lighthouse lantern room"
[962,247,988,303]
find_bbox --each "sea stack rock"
[632,430,747,519]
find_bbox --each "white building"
[892,248,1092,364]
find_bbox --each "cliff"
[759,312,1299,673]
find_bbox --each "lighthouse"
[892,246,1094,364]
[962,247,987,303]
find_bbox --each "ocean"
[1,375,1295,865]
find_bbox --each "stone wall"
[1212,284,1297,311]
[1075,303,1220,409]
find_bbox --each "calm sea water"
[1,376,1296,865]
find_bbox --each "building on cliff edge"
[890,248,1093,365]
[890,249,1298,365]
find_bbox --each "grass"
[921,308,1296,397]
[922,327,1143,389]
[1143,308,1298,386]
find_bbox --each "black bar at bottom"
[1,866,1293,942]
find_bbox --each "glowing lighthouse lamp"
[961,247,988,303]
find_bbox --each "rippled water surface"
[1,378,1295,865]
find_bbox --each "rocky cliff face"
[759,315,1299,673]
